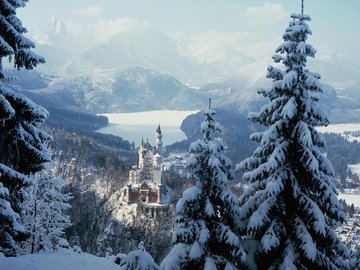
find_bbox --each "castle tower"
[155,124,163,149]
[122,125,170,205]
[138,138,145,170]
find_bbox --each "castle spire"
[155,124,163,150]
[156,123,161,134]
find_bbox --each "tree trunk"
[31,200,37,254]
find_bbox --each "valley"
[1,1,360,268]
[5,64,360,264]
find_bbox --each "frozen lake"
[97,110,199,146]
[338,193,360,208]
[316,123,360,142]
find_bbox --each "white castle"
[122,125,167,205]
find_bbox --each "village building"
[121,125,167,205]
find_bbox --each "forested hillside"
[169,109,360,184]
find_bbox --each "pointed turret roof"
[156,124,161,134]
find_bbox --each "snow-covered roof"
[144,150,153,158]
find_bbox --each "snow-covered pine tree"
[0,165,31,256]
[160,107,245,270]
[120,241,159,270]
[0,82,51,258]
[350,247,359,270]
[21,171,71,254]
[236,11,350,270]
[0,0,45,78]
[0,0,50,256]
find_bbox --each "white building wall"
[153,166,162,186]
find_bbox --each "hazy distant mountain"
[9,19,360,123]
[23,66,207,113]
[8,67,359,124]
[182,39,255,84]
[198,61,271,112]
[339,81,360,105]
[307,55,360,90]
[60,26,263,86]
[63,28,204,86]
[29,18,89,75]
[5,69,53,90]
[28,19,360,89]
[198,64,360,123]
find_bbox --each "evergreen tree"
[0,165,31,256]
[0,68,50,258]
[0,0,49,256]
[160,107,245,270]
[0,0,45,78]
[21,171,71,254]
[120,241,159,270]
[350,248,359,270]
[236,11,349,270]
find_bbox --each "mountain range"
[6,19,360,124]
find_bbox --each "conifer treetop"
[302,0,304,15]
[119,241,159,270]
[237,10,350,270]
[0,0,45,79]
[161,108,245,270]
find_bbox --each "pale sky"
[17,0,360,63]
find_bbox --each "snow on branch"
[159,243,188,270]
[297,42,316,58]
[298,193,326,236]
[198,221,210,244]
[281,96,297,120]
[248,196,276,231]
[175,186,202,213]
[267,65,284,80]
[204,257,217,270]
[0,194,24,233]
[205,198,215,217]
[239,190,267,221]
[0,91,15,120]
[0,163,32,186]
[297,121,313,148]
[188,241,203,260]
[281,71,298,89]
[279,241,297,270]
[291,13,311,21]
[294,217,317,261]
[305,72,322,91]
[265,170,286,196]
[261,219,282,252]
[249,132,263,143]
[0,36,14,55]
[276,41,292,55]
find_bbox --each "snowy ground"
[316,123,360,142]
[0,249,118,270]
[97,110,199,146]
